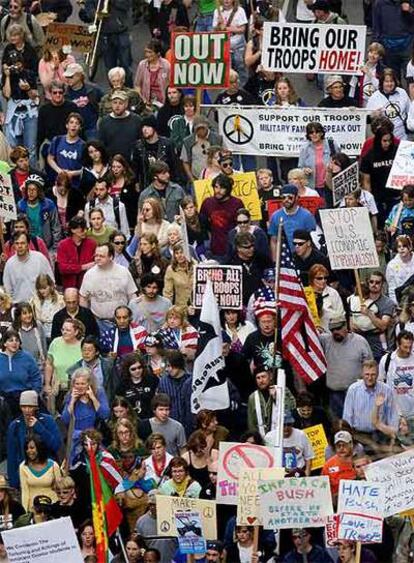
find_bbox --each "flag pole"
[273,217,284,366]
[116,529,128,562]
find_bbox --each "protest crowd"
[3,0,414,561]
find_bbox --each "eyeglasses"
[237,220,249,225]
[51,90,64,95]
[315,276,328,280]
[113,241,125,245]
[130,365,143,371]
[293,241,307,247]
[221,162,233,168]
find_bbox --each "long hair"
[171,244,193,273]
[35,274,59,304]
[13,302,38,330]
[111,417,142,451]
[109,153,135,185]
[274,77,299,105]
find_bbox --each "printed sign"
[2,517,83,563]
[332,161,360,206]
[267,196,324,217]
[325,514,340,548]
[258,476,333,529]
[175,511,206,555]
[218,107,368,157]
[45,23,93,53]
[337,480,385,543]
[320,207,379,269]
[262,23,366,74]
[217,442,276,505]
[365,449,414,517]
[237,467,285,525]
[193,265,243,309]
[0,161,16,221]
[303,424,328,470]
[156,496,217,540]
[386,140,414,190]
[170,32,230,88]
[194,171,262,220]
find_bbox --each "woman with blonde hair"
[136,197,170,250]
[31,274,64,342]
[0,288,14,341]
[159,305,199,358]
[287,168,319,197]
[163,245,196,307]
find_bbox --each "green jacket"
[247,388,296,434]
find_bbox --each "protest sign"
[194,172,262,220]
[0,161,16,221]
[193,265,243,309]
[156,496,217,540]
[170,32,230,88]
[45,23,93,53]
[365,449,414,517]
[337,480,385,543]
[320,207,379,269]
[218,106,367,157]
[332,161,360,206]
[217,442,277,505]
[261,22,366,74]
[325,514,340,548]
[237,467,285,525]
[267,196,324,217]
[303,424,328,470]
[258,476,333,529]
[386,140,414,190]
[175,511,206,555]
[2,517,83,563]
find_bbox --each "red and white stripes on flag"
[279,238,326,383]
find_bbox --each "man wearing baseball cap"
[322,430,356,500]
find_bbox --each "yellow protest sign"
[304,286,321,329]
[303,424,328,470]
[237,467,285,525]
[194,172,262,220]
[156,495,217,540]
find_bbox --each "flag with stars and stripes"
[278,232,326,383]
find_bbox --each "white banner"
[218,106,367,157]
[262,23,366,74]
[386,140,414,190]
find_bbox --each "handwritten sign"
[0,161,16,221]
[45,23,93,53]
[217,442,276,505]
[258,476,333,529]
[386,140,414,190]
[303,424,328,470]
[365,449,414,517]
[193,265,242,310]
[267,196,324,218]
[237,467,285,525]
[156,496,216,540]
[175,511,206,555]
[320,207,379,270]
[332,161,360,206]
[325,514,340,547]
[194,172,262,220]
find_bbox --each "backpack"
[3,13,34,37]
[93,197,121,230]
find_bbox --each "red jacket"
[56,236,97,289]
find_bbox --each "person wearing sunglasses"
[227,208,270,262]
[109,230,132,268]
[292,229,332,286]
[308,263,345,332]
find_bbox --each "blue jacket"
[0,351,41,395]
[17,197,61,251]
[298,139,339,189]
[7,413,62,488]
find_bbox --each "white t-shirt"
[265,428,314,470]
[379,351,414,417]
[212,7,247,48]
[238,544,253,563]
[367,87,411,140]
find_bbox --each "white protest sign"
[237,467,285,525]
[2,517,83,563]
[218,106,367,157]
[217,442,276,505]
[332,161,360,206]
[258,476,333,529]
[261,23,366,74]
[386,140,414,190]
[365,449,414,517]
[337,480,385,543]
[320,207,379,270]
[0,161,17,221]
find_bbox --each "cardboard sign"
[237,467,285,525]
[156,496,217,540]
[170,32,230,88]
[325,514,340,548]
[303,424,328,470]
[193,265,243,310]
[218,107,368,157]
[267,196,324,218]
[258,476,333,529]
[332,161,360,206]
[45,23,93,53]
[194,172,262,220]
[320,207,379,269]
[261,23,366,74]
[217,442,276,505]
[386,140,414,190]
[337,480,385,543]
[0,161,16,221]
[175,511,206,555]
[2,517,83,563]
[365,449,414,517]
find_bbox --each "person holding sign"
[385,184,414,237]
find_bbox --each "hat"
[19,390,38,407]
[33,495,52,512]
[255,304,276,319]
[329,316,347,330]
[293,229,312,242]
[63,62,84,77]
[284,411,295,425]
[141,114,157,130]
[206,541,223,553]
[193,115,209,131]
[263,268,276,281]
[334,430,353,444]
[147,489,157,504]
[111,90,128,102]
[325,74,345,90]
[310,0,331,10]
[218,150,233,164]
[25,174,45,190]
[281,184,298,196]
[0,475,12,490]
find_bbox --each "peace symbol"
[223,114,254,145]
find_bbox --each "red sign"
[267,196,325,217]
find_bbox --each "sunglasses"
[51,90,64,94]
[315,276,328,280]
[293,241,307,247]
[239,244,254,249]
[221,161,233,168]
[237,220,249,225]
[113,241,125,245]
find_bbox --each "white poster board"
[386,140,414,190]
[320,207,379,269]
[0,161,17,221]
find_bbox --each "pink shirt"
[314,143,325,189]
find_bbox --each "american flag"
[278,232,326,383]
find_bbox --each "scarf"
[174,476,191,497]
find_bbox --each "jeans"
[231,44,248,87]
[233,154,256,172]
[6,113,38,167]
[103,32,133,87]
[195,13,214,31]
[328,389,346,419]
